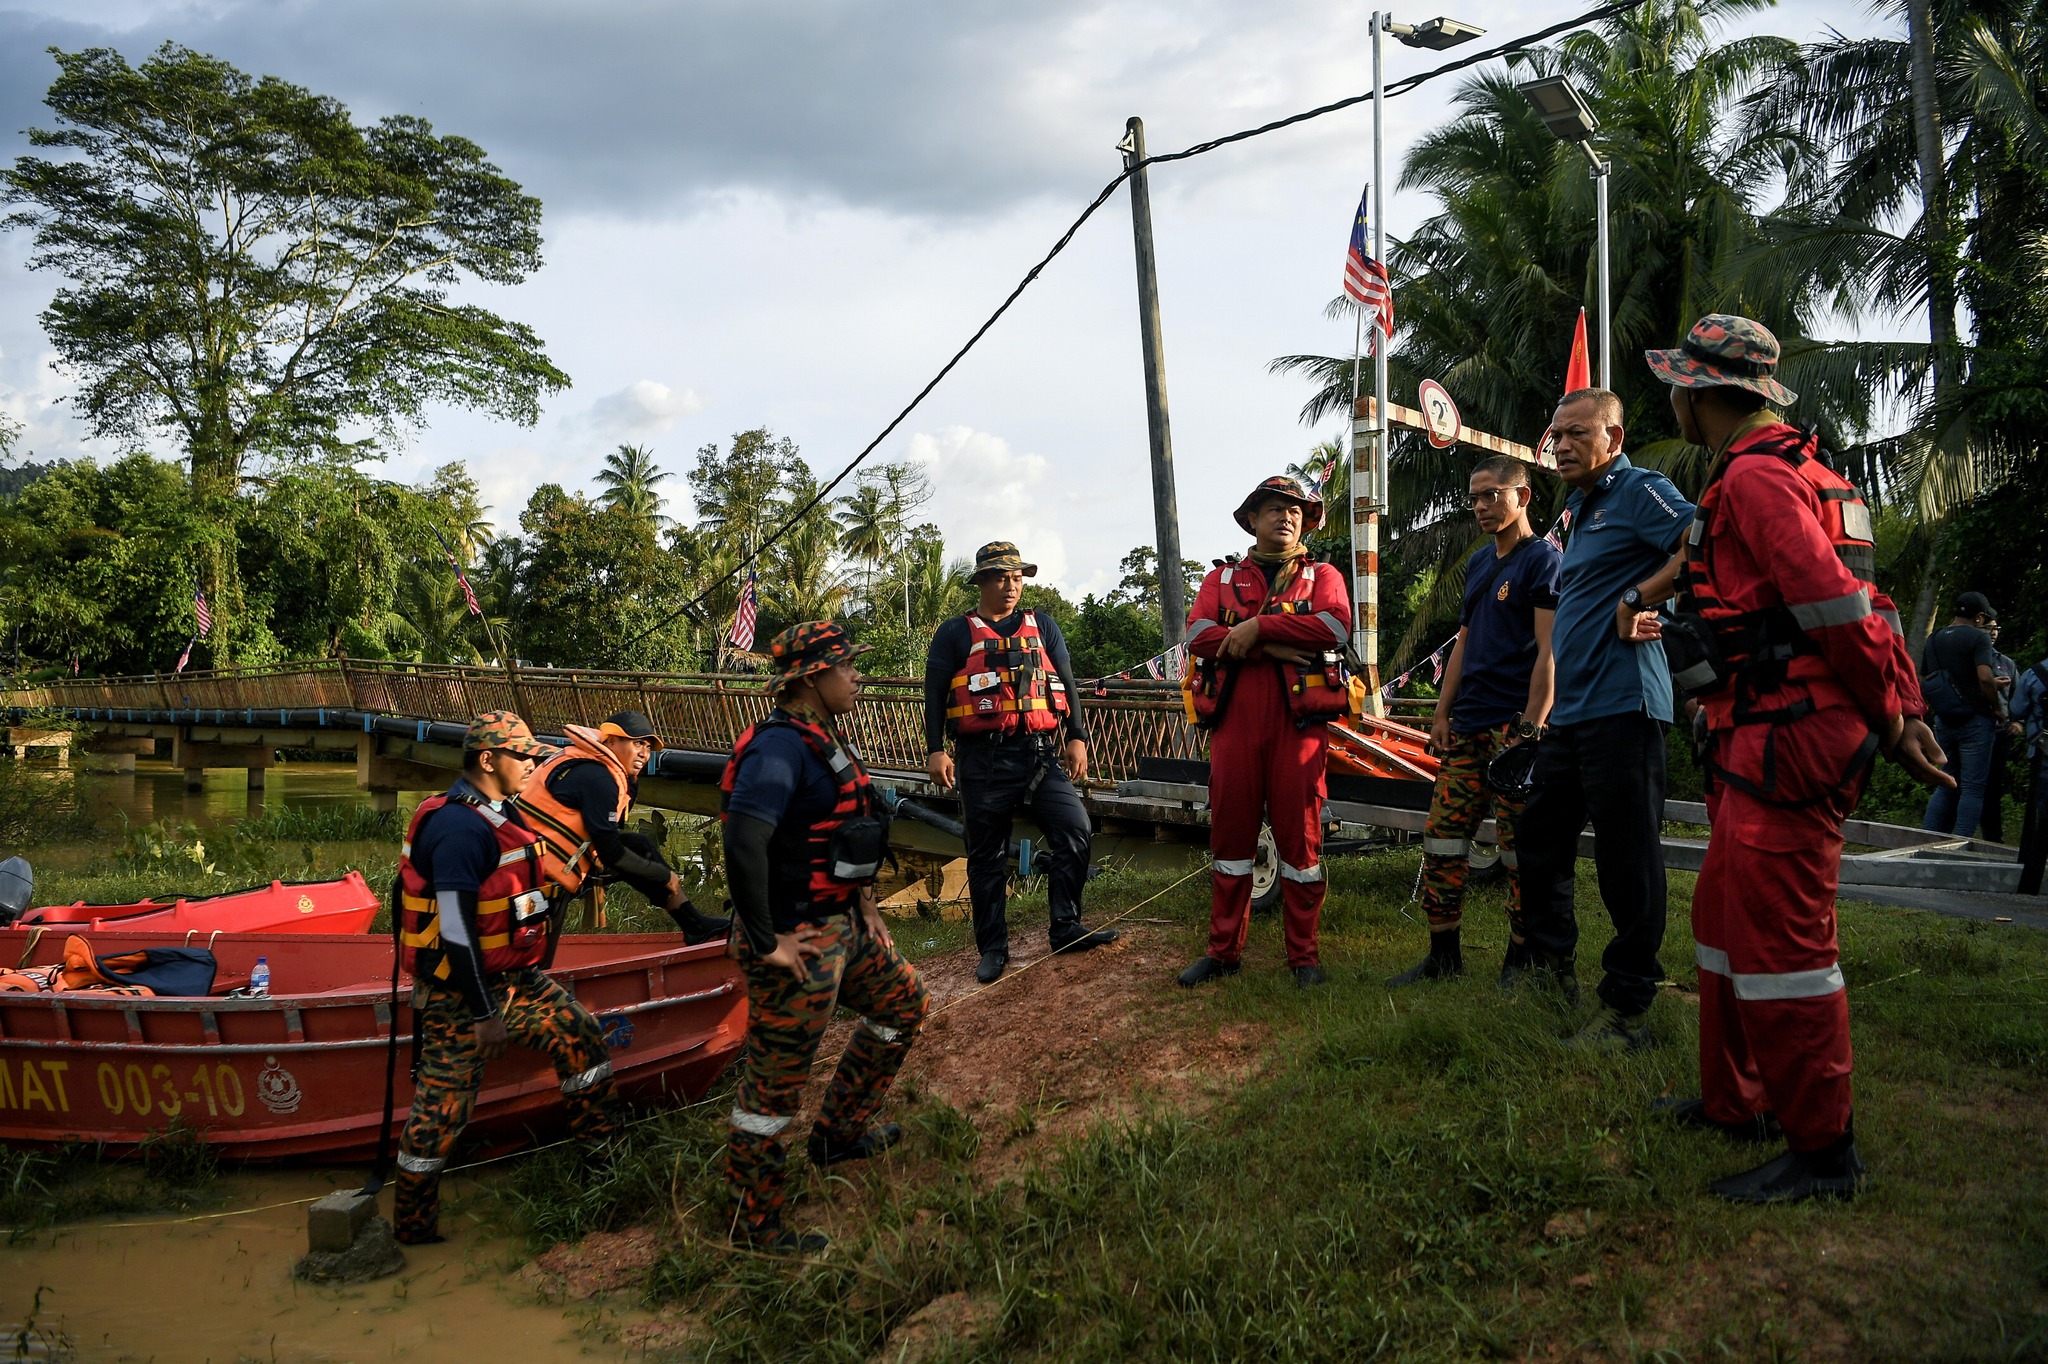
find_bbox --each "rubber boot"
[1710,1121,1868,1204]
[1178,956,1241,988]
[808,1122,904,1168]
[668,897,732,946]
[1049,920,1121,953]
[1293,965,1328,989]
[1387,929,1464,987]
[975,949,1008,984]
[1497,940,1534,990]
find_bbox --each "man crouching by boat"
[719,622,929,1255]
[393,711,622,1245]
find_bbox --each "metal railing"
[2,661,1207,786]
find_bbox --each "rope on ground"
[31,864,1211,1235]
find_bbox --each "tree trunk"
[1904,0,1956,650]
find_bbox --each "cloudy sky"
[0,0,1889,599]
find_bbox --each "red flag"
[1565,308,1592,393]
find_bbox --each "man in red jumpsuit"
[1180,475,1353,990]
[1625,315,1951,1202]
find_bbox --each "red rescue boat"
[0,931,744,1161]
[13,873,381,937]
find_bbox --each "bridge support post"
[172,733,275,791]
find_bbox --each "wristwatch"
[1620,586,1645,612]
[1514,718,1540,741]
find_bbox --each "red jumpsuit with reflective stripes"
[1689,419,1921,1151]
[1187,558,1352,968]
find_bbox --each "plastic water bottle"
[249,956,271,997]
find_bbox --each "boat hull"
[13,873,381,937]
[0,932,745,1161]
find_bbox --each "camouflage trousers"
[727,913,928,1238]
[1420,722,1527,940]
[394,968,621,1244]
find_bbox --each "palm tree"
[767,470,852,623]
[835,480,899,618]
[595,443,672,529]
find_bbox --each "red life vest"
[1186,558,1351,728]
[398,791,552,980]
[514,725,635,895]
[718,711,884,919]
[945,611,1070,736]
[1671,424,1877,714]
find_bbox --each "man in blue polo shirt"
[1516,387,1694,1051]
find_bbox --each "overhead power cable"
[624,0,1632,650]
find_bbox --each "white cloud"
[907,425,1075,590]
[580,380,705,440]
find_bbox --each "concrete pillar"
[76,750,136,774]
[368,788,398,813]
[247,765,267,790]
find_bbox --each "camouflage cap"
[766,620,871,693]
[1234,474,1327,534]
[464,710,552,758]
[1645,314,1799,407]
[972,541,1038,580]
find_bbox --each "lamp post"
[1353,13,1485,688]
[1517,75,1610,388]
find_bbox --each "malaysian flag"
[1343,187,1394,344]
[193,591,212,637]
[727,572,759,652]
[175,640,194,674]
[431,526,483,616]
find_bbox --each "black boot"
[1293,965,1328,989]
[1710,1126,1867,1204]
[1387,930,1464,987]
[734,1214,830,1255]
[975,949,1008,984]
[1532,952,1579,1005]
[668,898,731,946]
[1498,940,1534,990]
[808,1122,903,1168]
[1178,956,1241,988]
[1651,1096,1782,1144]
[1049,922,1121,953]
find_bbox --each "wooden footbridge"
[1,660,2031,897]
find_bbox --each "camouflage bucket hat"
[464,710,552,759]
[972,541,1038,580]
[1234,474,1327,535]
[1646,314,1799,407]
[766,620,871,693]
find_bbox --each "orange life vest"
[1186,558,1351,728]
[1670,425,1876,712]
[513,725,635,895]
[718,711,884,922]
[945,611,1070,737]
[399,790,552,979]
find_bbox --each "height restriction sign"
[1416,379,1462,449]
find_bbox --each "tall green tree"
[595,443,672,529]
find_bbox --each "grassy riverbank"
[479,856,2048,1362]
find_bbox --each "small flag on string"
[430,527,484,617]
[728,572,759,652]
[1343,187,1395,344]
[193,591,213,637]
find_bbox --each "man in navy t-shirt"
[1390,455,1560,988]
[1516,387,1694,1052]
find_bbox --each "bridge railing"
[2,661,1206,785]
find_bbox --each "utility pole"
[1119,116,1186,648]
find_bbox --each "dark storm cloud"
[0,0,1184,218]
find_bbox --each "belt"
[955,729,1052,746]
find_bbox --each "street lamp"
[1517,75,1611,390]
[1352,12,1485,686]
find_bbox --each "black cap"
[1956,591,1999,622]
[598,709,664,749]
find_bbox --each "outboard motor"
[0,857,32,927]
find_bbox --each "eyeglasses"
[1466,487,1522,508]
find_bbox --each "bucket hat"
[971,541,1038,580]
[1646,314,1799,407]
[766,621,871,693]
[464,710,552,759]
[1233,474,1327,535]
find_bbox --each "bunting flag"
[193,591,213,638]
[1343,187,1395,344]
[1087,640,1187,688]
[1379,632,1461,698]
[727,572,760,652]
[1566,308,1592,393]
[430,526,484,617]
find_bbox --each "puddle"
[0,1170,648,1362]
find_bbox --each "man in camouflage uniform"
[393,712,622,1245]
[720,622,929,1255]
[1390,455,1561,987]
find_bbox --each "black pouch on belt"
[828,815,891,882]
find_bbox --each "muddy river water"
[2,1168,649,1362]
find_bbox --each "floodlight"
[1516,76,1600,143]
[1395,16,1487,50]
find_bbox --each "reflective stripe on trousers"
[1278,860,1322,883]
[1422,837,1468,857]
[1696,944,1845,1001]
[1212,857,1254,876]
[731,1107,792,1136]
